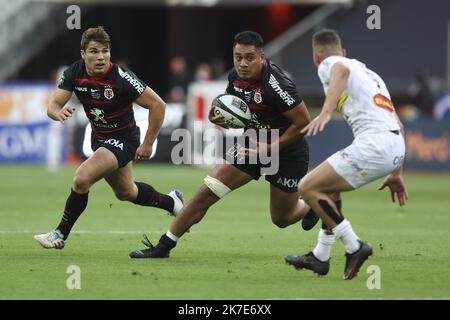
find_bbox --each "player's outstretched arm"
[301,62,349,136]
[134,87,166,160]
[47,88,75,123]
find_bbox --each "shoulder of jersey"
[117,65,136,79]
[264,61,291,84]
[65,59,85,75]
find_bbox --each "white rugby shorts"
[327,131,405,188]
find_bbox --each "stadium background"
[1,0,449,301]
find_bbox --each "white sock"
[312,229,335,262]
[166,230,179,242]
[332,219,360,254]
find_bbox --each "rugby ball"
[210,94,252,129]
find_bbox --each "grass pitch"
[0,164,449,299]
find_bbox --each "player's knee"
[193,187,219,210]
[298,177,319,200]
[271,215,290,228]
[298,181,311,199]
[114,189,134,201]
[328,192,341,201]
[72,173,92,192]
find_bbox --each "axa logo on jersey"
[269,74,295,106]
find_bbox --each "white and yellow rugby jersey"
[318,55,400,137]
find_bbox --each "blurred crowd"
[399,71,450,121]
[165,56,226,104]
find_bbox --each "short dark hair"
[312,29,342,54]
[233,30,264,49]
[81,26,111,50]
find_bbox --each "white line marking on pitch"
[0,230,161,235]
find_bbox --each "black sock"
[321,199,343,230]
[133,182,174,212]
[56,189,89,240]
[157,234,177,251]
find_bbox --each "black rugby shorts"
[224,141,309,193]
[91,127,141,168]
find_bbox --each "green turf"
[0,164,449,299]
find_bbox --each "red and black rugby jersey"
[226,59,303,133]
[58,59,147,139]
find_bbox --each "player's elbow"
[295,102,312,131]
[147,100,166,117]
[155,100,166,113]
[298,116,311,133]
[302,116,311,127]
[158,101,166,118]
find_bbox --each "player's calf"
[133,182,180,215]
[301,199,342,231]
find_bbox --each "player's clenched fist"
[135,143,153,161]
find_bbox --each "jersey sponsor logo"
[92,123,118,129]
[104,87,114,100]
[373,94,394,112]
[118,67,145,94]
[276,177,299,188]
[90,108,107,124]
[269,74,295,106]
[75,86,87,92]
[254,91,262,104]
[104,138,124,150]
